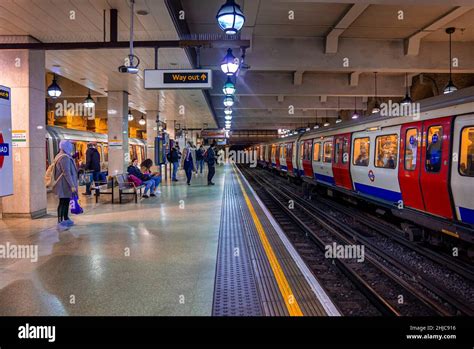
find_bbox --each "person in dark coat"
[196,145,205,174]
[181,141,196,185]
[206,142,217,185]
[170,145,180,182]
[53,140,78,231]
[84,143,101,195]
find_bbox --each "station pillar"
[0,49,47,219]
[107,91,129,175]
[146,110,158,171]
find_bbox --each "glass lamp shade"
[83,91,95,108]
[47,76,62,98]
[224,107,232,115]
[335,116,342,124]
[372,102,381,114]
[220,48,239,75]
[128,110,134,121]
[139,116,146,126]
[323,121,330,127]
[443,80,458,94]
[352,111,359,119]
[216,0,245,35]
[401,95,413,105]
[222,77,236,95]
[225,115,232,121]
[223,95,235,107]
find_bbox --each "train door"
[398,122,425,211]
[302,139,313,178]
[298,141,304,176]
[332,133,352,190]
[271,144,276,167]
[420,117,454,219]
[286,143,294,174]
[451,115,474,224]
[279,144,287,171]
[313,137,334,185]
[275,144,281,169]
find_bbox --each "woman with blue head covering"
[52,140,78,231]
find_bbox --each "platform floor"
[0,167,225,316]
[0,164,337,316]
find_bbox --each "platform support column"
[146,110,158,173]
[0,49,46,218]
[107,91,129,175]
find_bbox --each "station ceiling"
[0,0,474,131]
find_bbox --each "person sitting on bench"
[127,158,156,198]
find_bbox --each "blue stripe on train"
[354,182,402,203]
[459,206,474,224]
[271,162,276,168]
[293,168,299,176]
[280,165,288,171]
[314,173,335,185]
[299,169,305,176]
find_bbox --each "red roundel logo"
[368,170,375,182]
[0,133,4,169]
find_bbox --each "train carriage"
[256,87,474,245]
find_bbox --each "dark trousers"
[57,198,70,223]
[207,165,215,183]
[184,165,193,184]
[85,171,101,194]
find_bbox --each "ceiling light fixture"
[222,76,236,95]
[216,0,245,35]
[83,89,95,108]
[223,95,235,107]
[224,107,232,115]
[335,97,342,123]
[47,74,62,98]
[139,114,146,126]
[444,27,458,94]
[128,109,134,122]
[225,115,232,121]
[372,72,381,114]
[401,73,413,105]
[352,97,359,119]
[220,48,239,76]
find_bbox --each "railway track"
[239,165,474,316]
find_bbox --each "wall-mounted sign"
[0,85,13,197]
[144,69,213,89]
[201,130,227,139]
[12,130,27,148]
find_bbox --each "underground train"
[252,87,474,247]
[46,126,147,175]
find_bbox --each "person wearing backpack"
[170,145,180,182]
[181,141,196,185]
[51,140,78,231]
[196,145,205,174]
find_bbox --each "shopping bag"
[70,193,84,215]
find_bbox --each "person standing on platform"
[196,145,205,174]
[170,145,180,182]
[52,140,78,231]
[181,141,196,185]
[83,143,101,196]
[206,141,217,186]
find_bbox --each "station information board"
[144,69,213,89]
[0,85,13,197]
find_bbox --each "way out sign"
[144,69,212,89]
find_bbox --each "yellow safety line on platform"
[233,165,303,316]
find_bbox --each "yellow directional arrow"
[201,73,207,80]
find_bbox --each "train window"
[459,126,474,177]
[404,128,418,171]
[375,134,398,169]
[342,138,349,164]
[103,145,109,162]
[353,137,370,166]
[299,143,304,160]
[282,144,287,159]
[287,144,292,159]
[425,126,443,173]
[323,141,332,163]
[313,142,321,162]
[271,145,276,159]
[334,138,341,164]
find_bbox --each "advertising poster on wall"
[0,85,13,197]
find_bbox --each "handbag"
[128,174,143,187]
[70,193,84,215]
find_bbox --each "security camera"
[118,65,128,73]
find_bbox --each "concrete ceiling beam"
[325,4,369,54]
[404,6,473,56]
[211,72,406,96]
